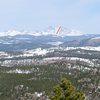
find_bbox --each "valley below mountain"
[0,28,100,100]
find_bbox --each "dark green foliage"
[50,78,85,100]
[0,59,100,99]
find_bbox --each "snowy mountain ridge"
[0,27,83,37]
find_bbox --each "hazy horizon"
[0,0,100,34]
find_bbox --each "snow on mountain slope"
[90,37,100,40]
[64,46,100,51]
[0,30,22,37]
[0,46,100,60]
[0,27,83,37]
[47,41,63,46]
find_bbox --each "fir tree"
[50,78,85,100]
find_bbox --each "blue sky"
[0,0,100,34]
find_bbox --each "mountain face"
[0,27,100,52]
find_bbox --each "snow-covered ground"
[6,69,31,74]
[0,46,100,68]
[0,46,100,59]
[64,46,100,51]
[47,41,63,46]
[0,56,97,68]
[23,48,54,56]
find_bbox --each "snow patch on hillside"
[7,69,31,74]
[23,48,54,56]
[91,37,100,40]
[47,41,63,46]
[64,46,100,51]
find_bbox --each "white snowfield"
[0,46,100,59]
[47,42,63,46]
[22,48,54,56]
[90,37,100,40]
[7,69,31,74]
[64,46,100,51]
[0,28,82,37]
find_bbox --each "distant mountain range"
[0,27,82,37]
[0,27,100,52]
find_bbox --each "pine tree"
[50,78,85,100]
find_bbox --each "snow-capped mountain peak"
[0,30,22,37]
[41,26,83,37]
[0,26,83,37]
